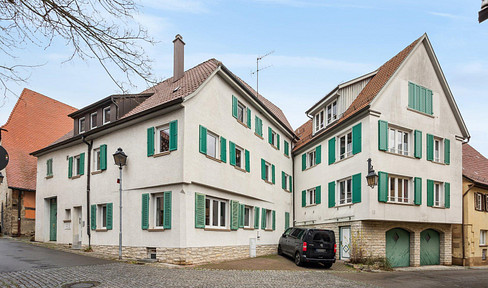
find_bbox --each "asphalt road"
[0,238,111,272]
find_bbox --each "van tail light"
[334,243,337,254]
[303,242,307,252]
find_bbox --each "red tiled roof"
[293,35,423,152]
[1,89,77,190]
[463,143,488,187]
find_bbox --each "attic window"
[173,86,180,93]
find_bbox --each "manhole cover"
[62,281,100,288]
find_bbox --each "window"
[408,82,433,115]
[206,131,218,158]
[93,148,101,171]
[235,145,243,169]
[155,195,165,228]
[476,193,484,211]
[264,161,272,182]
[237,102,245,123]
[90,112,97,129]
[79,117,86,134]
[485,195,488,212]
[434,182,443,207]
[265,209,272,229]
[314,110,324,133]
[434,138,441,162]
[156,125,170,153]
[99,204,107,229]
[388,176,411,203]
[270,130,276,146]
[307,150,316,169]
[205,197,227,228]
[338,178,352,205]
[283,172,290,191]
[307,188,316,206]
[103,106,110,124]
[326,101,337,125]
[339,131,352,160]
[46,158,53,177]
[74,155,82,176]
[244,206,252,228]
[388,127,410,156]
[481,230,487,246]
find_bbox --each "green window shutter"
[147,127,154,157]
[261,208,266,229]
[277,134,280,150]
[195,193,205,228]
[229,141,236,166]
[106,203,113,230]
[427,134,434,161]
[232,95,238,118]
[419,87,426,113]
[199,125,207,154]
[302,153,306,171]
[285,212,290,230]
[169,120,178,151]
[414,130,422,159]
[163,191,172,229]
[445,182,450,208]
[316,185,321,205]
[272,164,275,184]
[352,122,362,155]
[247,107,251,128]
[254,207,260,229]
[328,138,336,164]
[415,84,421,111]
[259,118,263,136]
[245,149,250,172]
[315,145,322,165]
[427,179,434,207]
[426,89,433,115]
[289,176,293,193]
[238,204,244,228]
[261,159,266,180]
[328,181,335,208]
[378,120,388,151]
[79,153,85,175]
[408,82,414,109]
[142,193,149,230]
[414,177,422,205]
[255,116,259,135]
[444,139,450,165]
[231,200,239,230]
[90,204,96,230]
[284,141,289,156]
[302,190,306,207]
[272,210,276,230]
[68,156,73,178]
[352,173,362,203]
[268,127,272,144]
[220,137,227,163]
[100,144,107,170]
[378,172,388,202]
[282,171,286,189]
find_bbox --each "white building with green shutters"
[33,35,295,264]
[292,34,469,267]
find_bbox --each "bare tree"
[0,0,155,96]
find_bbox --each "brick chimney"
[173,34,185,81]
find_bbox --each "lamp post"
[113,147,127,260]
[366,158,378,188]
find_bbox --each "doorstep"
[394,265,466,272]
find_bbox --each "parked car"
[278,227,336,268]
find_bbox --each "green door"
[420,229,440,265]
[386,228,410,267]
[49,198,57,241]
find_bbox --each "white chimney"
[173,34,185,81]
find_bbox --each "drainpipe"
[82,136,93,248]
[111,96,120,120]
[462,183,475,266]
[292,146,295,227]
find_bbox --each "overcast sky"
[1,0,487,155]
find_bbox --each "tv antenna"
[251,50,274,97]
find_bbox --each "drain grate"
[62,281,100,288]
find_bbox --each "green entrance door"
[49,198,57,241]
[420,229,440,265]
[386,228,410,267]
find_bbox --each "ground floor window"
[205,197,227,228]
[155,194,165,228]
[99,204,107,229]
[265,209,272,228]
[244,205,252,228]
[481,230,487,246]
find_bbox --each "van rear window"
[312,231,332,242]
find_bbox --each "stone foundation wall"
[89,244,277,265]
[0,189,35,237]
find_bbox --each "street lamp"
[365,158,378,188]
[113,147,127,260]
[0,172,4,184]
[480,0,488,23]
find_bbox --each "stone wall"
[1,189,36,237]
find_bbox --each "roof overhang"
[68,93,153,118]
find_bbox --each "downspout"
[292,146,295,227]
[111,96,120,120]
[82,136,93,248]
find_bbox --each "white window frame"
[338,131,353,160]
[338,177,352,205]
[235,145,244,169]
[434,182,443,207]
[90,112,97,129]
[98,204,107,229]
[93,148,101,172]
[434,138,442,163]
[103,106,111,124]
[237,101,246,123]
[156,124,170,154]
[205,196,228,229]
[283,172,290,191]
[154,194,165,229]
[388,127,410,156]
[477,193,484,211]
[243,205,253,228]
[74,155,82,176]
[314,109,325,133]
[79,117,86,134]
[270,129,277,147]
[326,101,337,125]
[388,175,412,203]
[306,150,316,169]
[206,130,219,159]
[307,188,316,206]
[264,161,272,182]
[481,230,487,246]
[265,209,272,228]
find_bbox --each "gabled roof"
[1,88,77,190]
[293,34,424,152]
[463,144,488,187]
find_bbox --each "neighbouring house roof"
[1,88,77,190]
[293,34,423,152]
[463,144,488,187]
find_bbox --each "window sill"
[431,206,447,209]
[334,154,354,165]
[95,229,108,232]
[282,189,291,193]
[430,160,446,166]
[243,227,254,231]
[384,151,416,159]
[263,180,274,185]
[335,203,354,208]
[70,175,82,180]
[45,175,53,179]
[91,170,103,175]
[154,151,171,158]
[255,132,263,139]
[303,164,318,172]
[234,166,247,173]
[305,204,318,207]
[204,228,231,232]
[63,220,71,223]
[265,228,274,232]
[147,228,165,232]
[480,244,488,247]
[205,154,222,163]
[236,119,249,129]
[386,201,415,206]
[269,144,279,150]
[407,107,435,118]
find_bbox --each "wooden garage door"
[386,228,410,267]
[420,229,440,265]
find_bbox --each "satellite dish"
[0,146,9,170]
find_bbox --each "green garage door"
[386,228,410,267]
[420,229,440,265]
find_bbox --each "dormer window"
[326,101,337,125]
[314,111,324,133]
[79,117,86,134]
[90,112,97,129]
[103,106,111,124]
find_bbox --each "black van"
[278,227,336,268]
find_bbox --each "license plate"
[316,249,326,252]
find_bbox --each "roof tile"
[463,143,488,187]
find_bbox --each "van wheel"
[277,245,283,255]
[322,263,332,269]
[294,252,303,266]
